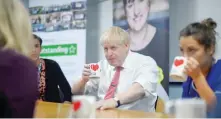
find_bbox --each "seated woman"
[0,0,38,117]
[179,18,221,116]
[31,34,72,103]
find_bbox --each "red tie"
[104,67,121,100]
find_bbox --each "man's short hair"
[100,26,130,45]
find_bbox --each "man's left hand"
[98,98,117,110]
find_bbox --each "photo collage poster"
[29,0,87,86]
[29,1,86,32]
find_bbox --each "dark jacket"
[42,59,72,103]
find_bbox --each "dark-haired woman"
[179,18,221,117]
[31,34,72,103]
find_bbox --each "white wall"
[194,0,221,59]
[168,0,197,98]
[86,0,100,63]
[98,0,113,60]
[86,0,113,63]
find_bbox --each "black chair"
[58,86,64,102]
[154,96,158,109]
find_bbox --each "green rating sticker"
[40,44,77,57]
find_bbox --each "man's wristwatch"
[113,97,121,108]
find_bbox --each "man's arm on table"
[99,61,158,109]
[72,78,99,96]
[117,63,158,104]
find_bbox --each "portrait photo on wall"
[29,6,45,15]
[71,1,87,10]
[30,14,46,32]
[113,0,169,90]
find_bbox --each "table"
[34,101,171,118]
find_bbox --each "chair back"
[155,96,165,113]
[58,86,64,102]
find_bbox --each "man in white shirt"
[72,26,159,112]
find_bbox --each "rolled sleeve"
[133,60,158,97]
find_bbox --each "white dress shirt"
[157,83,169,102]
[84,51,158,112]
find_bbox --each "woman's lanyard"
[38,63,42,78]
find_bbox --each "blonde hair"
[100,26,130,45]
[0,0,33,57]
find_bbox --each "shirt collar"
[121,50,132,69]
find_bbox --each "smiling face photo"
[113,0,170,91]
[124,0,150,31]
